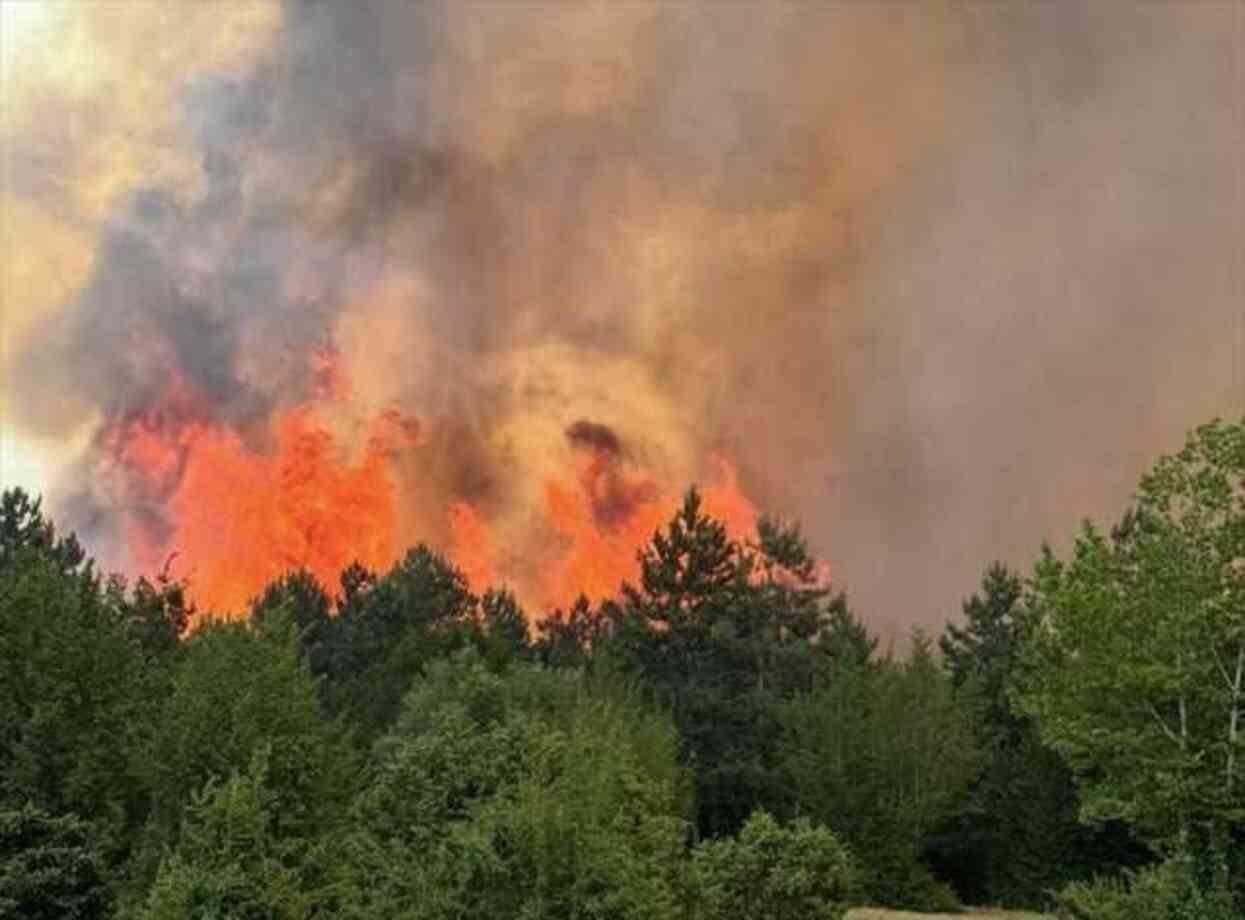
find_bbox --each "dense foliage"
[0,804,107,920]
[1054,854,1236,920]
[689,811,857,920]
[4,416,1245,915]
[1014,418,1245,909]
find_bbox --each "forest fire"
[100,360,414,614]
[4,0,1238,640]
[101,354,757,618]
[543,424,756,610]
[5,5,1242,911]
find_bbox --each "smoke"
[564,419,662,531]
[1,1,1240,632]
[565,421,623,459]
[820,1,1244,634]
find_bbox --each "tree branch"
[1228,643,1244,793]
[1148,703,1182,748]
[1212,644,1235,693]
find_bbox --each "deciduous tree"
[1014,418,1245,857]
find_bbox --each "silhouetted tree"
[606,490,870,837]
[0,488,87,577]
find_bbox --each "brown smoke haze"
[1,1,1241,634]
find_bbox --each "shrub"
[691,811,858,920]
[1055,855,1236,920]
[923,879,962,912]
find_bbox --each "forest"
[4,416,1245,920]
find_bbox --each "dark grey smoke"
[566,420,623,457]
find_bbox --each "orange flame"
[111,357,760,620]
[107,352,418,614]
[163,409,414,613]
[540,450,757,610]
[448,500,499,593]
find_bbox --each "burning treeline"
[2,2,1240,627]
[94,342,758,614]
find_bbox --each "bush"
[690,811,858,920]
[1055,855,1236,920]
[923,879,962,912]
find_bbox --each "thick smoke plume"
[1,1,1240,632]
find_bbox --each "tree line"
[4,417,1245,919]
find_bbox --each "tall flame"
[542,449,756,609]
[105,356,418,613]
[106,353,757,617]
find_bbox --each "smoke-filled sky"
[1,1,1241,635]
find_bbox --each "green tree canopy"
[317,547,484,738]
[336,655,691,920]
[942,562,1025,742]
[0,804,108,920]
[0,488,87,577]
[779,634,982,908]
[142,611,349,871]
[0,532,143,857]
[605,489,872,836]
[934,563,1146,907]
[1014,417,1245,850]
[139,749,326,920]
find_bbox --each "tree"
[321,547,482,738]
[1054,853,1236,920]
[249,568,333,676]
[608,490,865,837]
[0,805,108,920]
[476,587,531,667]
[0,541,143,860]
[335,655,691,920]
[139,750,326,920]
[942,562,1025,741]
[534,594,604,669]
[690,811,858,920]
[934,563,1146,907]
[821,592,877,673]
[779,634,981,909]
[0,488,87,577]
[140,612,349,877]
[0,489,199,906]
[1013,418,1245,869]
[106,572,192,662]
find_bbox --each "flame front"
[543,449,756,610]
[104,364,413,613]
[104,355,756,617]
